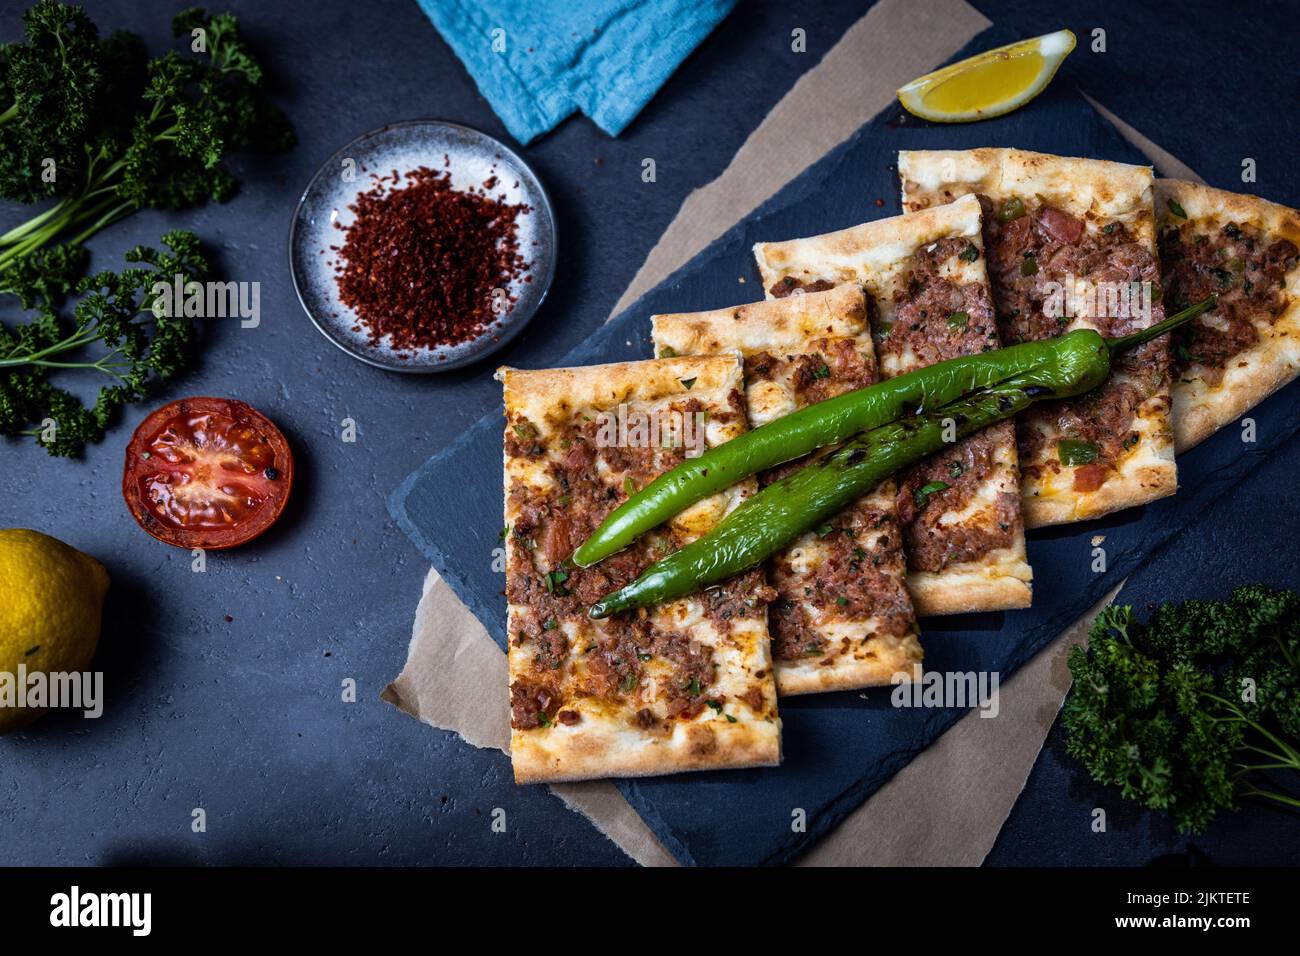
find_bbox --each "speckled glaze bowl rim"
[287,119,558,374]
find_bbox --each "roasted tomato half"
[123,397,294,549]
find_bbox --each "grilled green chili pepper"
[588,374,1060,618]
[587,297,1215,617]
[573,336,1090,568]
[574,296,1216,570]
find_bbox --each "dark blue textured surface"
[392,23,1300,865]
[5,0,1298,867]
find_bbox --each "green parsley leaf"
[1057,438,1099,467]
[913,480,949,508]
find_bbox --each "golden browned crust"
[752,193,983,296]
[1022,459,1177,528]
[496,354,745,427]
[652,282,869,357]
[1175,354,1300,452]
[1157,180,1300,452]
[908,556,1032,617]
[899,148,1155,228]
[511,717,782,784]
[774,631,923,696]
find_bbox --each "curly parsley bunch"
[0,231,207,455]
[1064,585,1300,834]
[0,2,294,291]
[0,3,293,455]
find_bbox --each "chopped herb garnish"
[1020,255,1038,277]
[812,363,832,379]
[512,420,539,441]
[948,461,964,479]
[914,480,949,508]
[688,678,701,696]
[680,376,697,390]
[997,197,1026,222]
[816,523,833,538]
[1057,438,1100,466]
[947,311,969,329]
[624,476,637,496]
[1223,223,1242,239]
[852,547,866,561]
[499,525,510,541]
[725,714,738,723]
[1102,222,1118,234]
[958,242,979,262]
[1168,199,1188,219]
[706,700,723,714]
[658,346,678,358]
[543,569,570,595]
[836,596,849,607]
[543,617,558,631]
[620,673,639,693]
[638,652,652,661]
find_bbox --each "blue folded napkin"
[416,0,738,144]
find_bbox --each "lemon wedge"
[897,29,1076,123]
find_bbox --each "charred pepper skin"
[573,335,1091,568]
[574,298,1213,569]
[586,297,1214,618]
[589,374,1051,618]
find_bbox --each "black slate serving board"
[390,26,1300,865]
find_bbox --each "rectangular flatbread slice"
[899,148,1175,528]
[651,283,923,694]
[498,356,781,782]
[1155,180,1300,451]
[751,196,1032,616]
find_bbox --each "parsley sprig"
[0,3,294,293]
[0,230,206,455]
[1064,585,1300,834]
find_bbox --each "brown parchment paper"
[382,0,1202,866]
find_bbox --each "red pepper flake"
[333,166,532,350]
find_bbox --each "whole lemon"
[0,529,109,733]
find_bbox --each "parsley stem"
[1240,786,1300,810]
[0,200,65,246]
